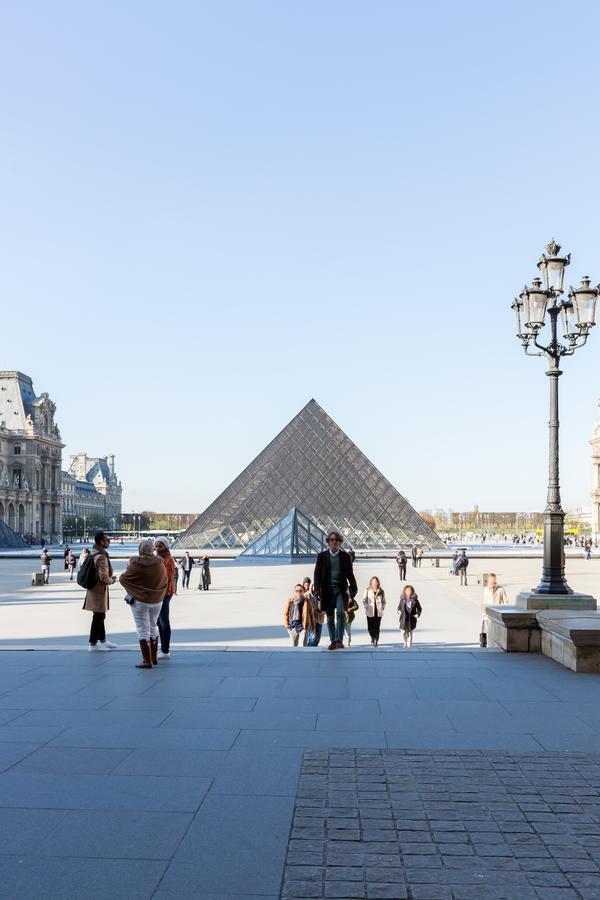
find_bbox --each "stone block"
[536,610,600,673]
[485,607,540,653]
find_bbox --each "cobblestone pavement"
[281,749,600,900]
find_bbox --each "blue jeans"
[158,594,172,653]
[307,622,323,646]
[326,592,346,643]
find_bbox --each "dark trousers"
[89,612,106,644]
[182,570,191,588]
[158,594,172,653]
[326,592,346,643]
[417,557,422,567]
[412,558,417,567]
[202,574,210,590]
[367,615,381,642]
[398,564,406,580]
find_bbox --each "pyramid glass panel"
[240,507,327,559]
[175,399,444,551]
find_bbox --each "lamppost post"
[512,240,599,609]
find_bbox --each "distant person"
[155,537,175,659]
[180,551,194,589]
[411,544,418,568]
[63,546,70,570]
[363,576,386,647]
[396,550,407,581]
[416,546,423,567]
[78,547,90,570]
[201,556,211,590]
[40,537,46,549]
[66,549,77,581]
[120,539,168,668]
[480,573,508,646]
[82,531,118,652]
[283,583,315,647]
[314,530,358,651]
[347,546,356,564]
[344,595,359,647]
[173,562,179,595]
[398,584,422,649]
[585,540,592,560]
[40,549,51,584]
[455,550,469,585]
[304,577,323,647]
[450,549,459,575]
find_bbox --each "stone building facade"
[0,371,64,542]
[592,401,600,541]
[64,452,122,529]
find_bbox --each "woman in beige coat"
[120,539,168,668]
[363,576,386,647]
[83,532,118,652]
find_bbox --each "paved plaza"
[0,556,599,897]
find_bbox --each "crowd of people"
[283,530,422,651]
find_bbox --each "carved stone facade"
[0,371,64,542]
[592,401,600,541]
[63,452,122,529]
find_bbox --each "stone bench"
[537,610,600,673]
[485,606,540,652]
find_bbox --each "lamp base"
[517,591,597,611]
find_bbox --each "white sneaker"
[158,650,170,658]
[97,642,112,652]
[88,644,100,652]
[104,640,118,649]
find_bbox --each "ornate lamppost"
[512,240,598,609]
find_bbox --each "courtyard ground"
[0,557,599,898]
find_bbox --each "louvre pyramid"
[175,399,444,551]
[240,507,327,560]
[0,519,27,549]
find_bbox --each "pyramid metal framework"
[175,399,444,551]
[0,519,27,549]
[240,507,327,559]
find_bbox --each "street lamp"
[513,239,598,608]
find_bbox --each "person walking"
[155,537,175,659]
[40,549,51,584]
[120,539,168,668]
[313,530,358,651]
[411,545,418,568]
[180,551,194,589]
[66,549,77,581]
[455,550,469,585]
[283,583,315,647]
[396,550,407,581]
[585,540,592,560]
[83,531,118,652]
[78,547,90,570]
[450,549,459,576]
[304,577,323,647]
[416,546,423,567]
[363,576,386,647]
[344,596,359,647]
[398,585,422,649]
[480,573,508,646]
[63,546,70,570]
[201,556,211,590]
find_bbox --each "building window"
[14,445,21,455]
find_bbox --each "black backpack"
[77,554,98,590]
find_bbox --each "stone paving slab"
[281,748,600,899]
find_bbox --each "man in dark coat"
[313,530,358,651]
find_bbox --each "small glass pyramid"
[240,507,327,559]
[0,519,26,548]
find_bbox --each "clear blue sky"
[1,1,599,514]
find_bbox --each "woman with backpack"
[398,584,422,649]
[81,532,118,652]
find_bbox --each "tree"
[419,511,437,531]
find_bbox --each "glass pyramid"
[240,507,327,559]
[0,518,27,549]
[175,399,444,551]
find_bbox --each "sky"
[1,0,599,515]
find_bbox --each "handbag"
[318,611,326,625]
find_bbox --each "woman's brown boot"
[136,640,152,668]
[150,637,158,666]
